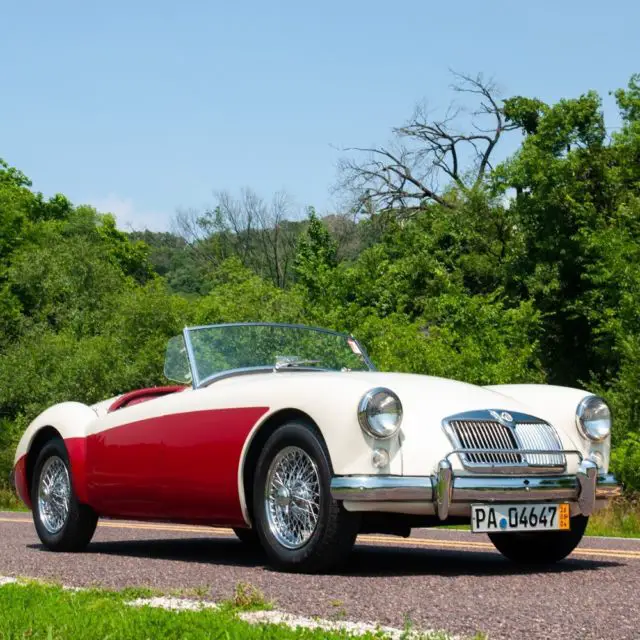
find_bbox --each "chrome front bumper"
[330,460,622,519]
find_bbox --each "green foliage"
[0,159,30,264]
[610,434,640,492]
[0,419,20,492]
[587,495,640,538]
[96,213,155,284]
[503,96,548,134]
[355,295,543,385]
[614,73,640,124]
[294,208,338,301]
[194,258,306,325]
[496,83,640,390]
[129,229,208,294]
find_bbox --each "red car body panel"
[107,386,187,413]
[13,455,30,508]
[65,437,90,504]
[13,405,270,526]
[84,406,269,525]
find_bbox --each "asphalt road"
[1,511,639,639]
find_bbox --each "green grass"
[0,486,26,512]
[586,495,640,538]
[0,581,467,640]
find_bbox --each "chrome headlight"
[576,396,611,442]
[358,387,403,439]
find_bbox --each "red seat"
[108,386,187,412]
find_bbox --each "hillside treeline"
[1,74,639,492]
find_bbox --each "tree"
[97,213,155,285]
[174,188,302,288]
[496,87,632,386]
[0,158,30,265]
[128,230,207,295]
[337,72,518,217]
[294,208,338,300]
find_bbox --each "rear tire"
[32,438,97,552]
[488,515,588,564]
[253,422,360,573]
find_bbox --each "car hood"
[212,369,544,422]
[331,371,538,417]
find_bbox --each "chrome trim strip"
[330,473,621,506]
[187,321,353,338]
[436,460,452,520]
[443,448,581,475]
[330,476,433,501]
[452,476,579,501]
[182,326,200,388]
[198,366,337,389]
[577,459,598,515]
[444,409,545,424]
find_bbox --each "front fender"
[14,402,99,506]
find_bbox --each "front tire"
[32,438,98,552]
[253,422,360,573]
[488,515,588,564]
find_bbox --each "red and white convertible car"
[12,322,620,572]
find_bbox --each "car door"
[85,388,268,525]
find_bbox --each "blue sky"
[1,0,638,231]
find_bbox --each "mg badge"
[489,410,514,427]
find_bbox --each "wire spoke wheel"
[265,446,321,549]
[38,456,71,535]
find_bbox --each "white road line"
[584,535,640,543]
[238,609,445,639]
[127,596,217,612]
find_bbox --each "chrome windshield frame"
[181,322,376,389]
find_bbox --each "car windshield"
[165,323,373,387]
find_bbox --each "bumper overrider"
[331,454,622,519]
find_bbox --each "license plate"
[471,503,570,533]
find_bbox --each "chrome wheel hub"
[275,486,291,507]
[38,456,70,534]
[265,446,321,549]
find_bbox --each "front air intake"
[443,410,566,473]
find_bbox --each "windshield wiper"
[274,358,323,370]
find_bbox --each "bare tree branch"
[173,189,302,288]
[337,71,517,217]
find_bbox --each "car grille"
[515,422,565,467]
[449,420,521,465]
[446,413,565,471]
